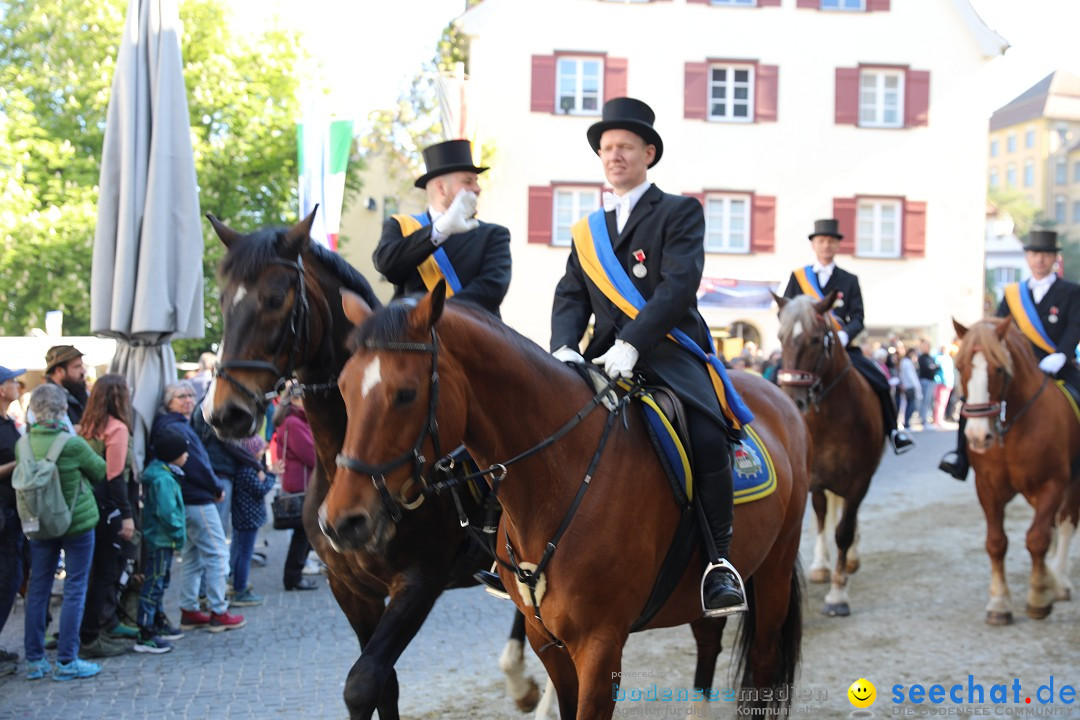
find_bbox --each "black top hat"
[587,97,664,168]
[45,345,84,373]
[1022,229,1061,253]
[414,140,488,189]
[808,218,843,241]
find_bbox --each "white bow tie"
[603,191,630,215]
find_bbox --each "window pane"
[582,96,598,111]
[712,86,726,99]
[1073,201,1080,224]
[712,103,727,117]
[734,69,748,83]
[733,105,748,117]
[713,68,726,82]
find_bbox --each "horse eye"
[394,388,417,406]
[266,294,286,310]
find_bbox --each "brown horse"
[329,283,810,719]
[953,317,1080,624]
[201,213,541,719]
[774,293,884,617]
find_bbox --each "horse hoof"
[823,602,850,617]
[1057,588,1072,602]
[1026,603,1053,620]
[845,558,861,575]
[515,678,541,713]
[808,567,830,584]
[985,611,1013,626]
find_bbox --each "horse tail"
[734,559,803,709]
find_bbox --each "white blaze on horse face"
[965,352,991,447]
[792,320,804,340]
[232,284,247,307]
[361,356,382,399]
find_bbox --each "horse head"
[203,207,330,438]
[322,281,469,554]
[953,316,1019,453]
[774,292,841,411]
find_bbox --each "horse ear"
[411,280,447,331]
[952,317,969,339]
[281,205,319,256]
[771,291,788,314]
[993,316,1012,339]
[340,289,372,327]
[813,291,838,315]
[206,213,244,248]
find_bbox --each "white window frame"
[855,198,902,259]
[551,186,600,247]
[858,69,904,129]
[991,267,1021,294]
[1054,195,1066,224]
[821,0,865,10]
[556,56,603,116]
[704,193,752,254]
[708,63,755,123]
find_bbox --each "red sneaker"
[179,609,211,630]
[208,611,246,633]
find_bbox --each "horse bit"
[958,344,1047,442]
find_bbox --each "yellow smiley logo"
[848,678,876,708]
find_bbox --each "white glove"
[552,346,585,364]
[592,339,639,379]
[433,190,479,240]
[837,330,850,347]
[1039,352,1067,375]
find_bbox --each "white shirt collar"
[618,180,653,215]
[812,262,836,284]
[427,206,443,223]
[1028,274,1055,290]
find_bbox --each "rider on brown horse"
[548,97,751,617]
[783,218,914,455]
[940,229,1080,480]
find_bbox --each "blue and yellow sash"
[1004,282,1056,355]
[392,213,462,296]
[792,266,843,332]
[570,211,754,431]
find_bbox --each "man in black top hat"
[373,139,511,317]
[940,229,1080,480]
[546,96,748,616]
[782,220,914,455]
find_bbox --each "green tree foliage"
[987,186,1040,239]
[0,0,304,361]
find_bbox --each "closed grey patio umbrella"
[91,0,203,468]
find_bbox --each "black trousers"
[685,406,734,561]
[81,510,124,641]
[283,527,312,589]
[848,348,898,437]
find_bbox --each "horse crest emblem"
[733,440,763,477]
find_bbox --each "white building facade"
[457,0,1006,352]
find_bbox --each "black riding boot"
[938,416,970,481]
[696,460,747,617]
[474,565,509,599]
[880,387,914,454]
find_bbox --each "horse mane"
[958,319,1019,376]
[777,295,823,345]
[219,227,381,306]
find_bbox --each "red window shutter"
[756,65,779,123]
[905,70,930,128]
[528,186,554,244]
[903,200,927,258]
[531,55,555,114]
[835,68,860,126]
[683,192,706,208]
[751,196,776,253]
[604,58,628,103]
[684,62,708,120]
[796,0,819,8]
[758,0,782,6]
[833,198,857,255]
[867,0,890,10]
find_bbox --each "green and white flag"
[298,118,354,250]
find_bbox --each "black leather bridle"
[777,324,850,410]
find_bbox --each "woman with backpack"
[17,383,106,681]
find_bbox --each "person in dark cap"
[0,365,27,674]
[43,345,88,429]
[542,96,750,616]
[940,229,1080,480]
[782,219,914,455]
[373,138,512,317]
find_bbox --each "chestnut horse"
[329,284,810,719]
[775,293,883,617]
[201,212,541,719]
[953,317,1080,624]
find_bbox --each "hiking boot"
[25,658,52,681]
[105,623,139,640]
[53,658,101,681]
[230,588,264,607]
[890,429,915,455]
[133,635,174,654]
[179,609,211,630]
[79,635,129,658]
[0,647,19,663]
[208,611,246,633]
[153,615,184,641]
[702,560,748,618]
